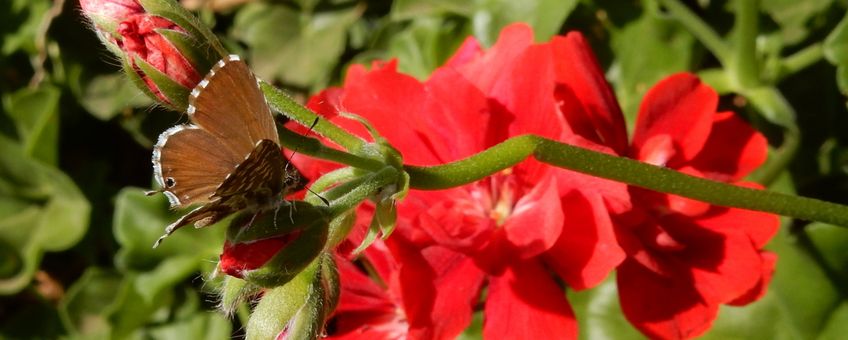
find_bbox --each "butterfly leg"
[152,202,234,248]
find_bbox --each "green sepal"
[229,205,330,288]
[245,255,337,340]
[120,56,162,108]
[218,276,260,317]
[283,254,338,340]
[375,197,398,240]
[136,0,227,58]
[245,266,314,340]
[326,209,356,250]
[155,28,217,75]
[351,213,381,256]
[226,201,330,244]
[134,56,190,110]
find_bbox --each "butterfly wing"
[187,55,279,158]
[153,124,244,207]
[214,139,284,200]
[152,139,286,247]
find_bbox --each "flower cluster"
[297,24,778,339]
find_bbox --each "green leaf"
[79,73,151,120]
[3,85,60,164]
[824,12,848,65]
[806,222,848,284]
[112,187,226,272]
[0,0,50,55]
[820,302,848,340]
[608,11,695,124]
[567,277,644,340]
[761,0,833,46]
[391,0,474,20]
[471,0,577,46]
[0,136,90,294]
[59,268,123,337]
[387,17,470,79]
[232,2,364,89]
[61,267,231,339]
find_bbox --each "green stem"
[731,0,760,87]
[405,134,848,227]
[780,43,824,79]
[277,126,384,171]
[659,0,731,64]
[260,81,365,151]
[324,167,399,217]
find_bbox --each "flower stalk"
[402,134,848,227]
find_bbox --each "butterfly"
[150,55,303,248]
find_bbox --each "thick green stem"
[731,0,760,88]
[659,0,731,64]
[405,134,848,227]
[260,81,365,151]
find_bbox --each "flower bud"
[245,254,340,340]
[218,201,331,288]
[80,0,226,110]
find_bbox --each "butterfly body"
[151,55,301,247]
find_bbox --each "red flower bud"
[116,15,201,97]
[218,202,331,288]
[81,0,223,109]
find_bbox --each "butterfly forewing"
[153,125,245,207]
[187,55,279,158]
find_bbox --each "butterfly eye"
[165,177,176,187]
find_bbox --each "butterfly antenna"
[286,116,320,168]
[284,117,329,205]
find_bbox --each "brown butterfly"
[150,55,303,247]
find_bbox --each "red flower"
[326,236,483,340]
[566,72,779,338]
[299,24,631,339]
[80,0,201,103]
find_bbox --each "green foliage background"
[1,0,847,338]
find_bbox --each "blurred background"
[1,0,847,338]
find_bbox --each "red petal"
[657,213,764,305]
[695,194,779,250]
[457,23,534,95]
[389,241,485,340]
[552,32,629,154]
[483,260,577,339]
[631,73,717,165]
[443,36,483,68]
[690,111,769,181]
[336,61,441,165]
[729,251,777,305]
[503,175,564,258]
[487,43,562,141]
[617,258,717,339]
[544,190,625,290]
[218,232,301,278]
[422,67,492,161]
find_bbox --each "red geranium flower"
[564,72,779,338]
[299,23,633,339]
